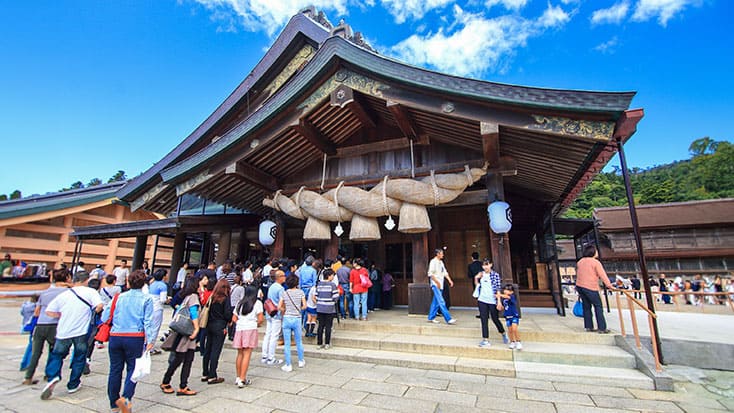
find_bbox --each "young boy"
[499,284,522,350]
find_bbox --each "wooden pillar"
[482,123,513,284]
[131,235,148,271]
[272,215,285,258]
[199,233,211,266]
[238,230,249,261]
[408,232,431,314]
[324,231,339,261]
[215,230,232,264]
[168,232,186,290]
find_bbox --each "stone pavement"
[0,299,731,412]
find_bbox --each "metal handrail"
[611,288,662,372]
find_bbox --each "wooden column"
[408,232,431,314]
[131,235,148,271]
[215,230,232,264]
[168,232,186,291]
[482,123,513,284]
[272,215,285,258]
[324,231,339,261]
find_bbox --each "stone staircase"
[272,313,656,390]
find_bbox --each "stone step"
[279,344,654,390]
[298,331,636,369]
[333,318,616,345]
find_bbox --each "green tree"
[87,178,102,187]
[0,194,7,201]
[689,136,719,156]
[10,190,21,199]
[70,181,84,190]
[108,170,127,183]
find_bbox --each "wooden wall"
[0,203,173,273]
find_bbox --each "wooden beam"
[334,135,429,158]
[225,162,279,192]
[613,108,644,140]
[330,85,377,129]
[386,100,418,140]
[130,182,169,212]
[293,118,336,156]
[175,169,216,197]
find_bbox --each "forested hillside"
[565,138,734,218]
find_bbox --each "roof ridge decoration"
[299,6,334,31]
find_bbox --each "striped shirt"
[315,281,339,314]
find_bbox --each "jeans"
[478,301,505,339]
[163,349,195,388]
[428,285,452,322]
[338,284,349,318]
[368,287,381,310]
[353,292,368,319]
[202,324,226,378]
[25,324,56,380]
[316,313,335,345]
[45,334,88,390]
[261,318,282,361]
[108,336,144,409]
[197,327,207,356]
[20,333,32,370]
[282,316,303,366]
[577,286,607,331]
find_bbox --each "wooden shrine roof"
[119,9,642,218]
[594,198,734,231]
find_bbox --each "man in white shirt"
[427,249,456,325]
[41,271,103,400]
[112,260,129,289]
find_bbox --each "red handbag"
[94,293,119,342]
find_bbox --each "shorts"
[232,329,258,349]
[505,317,520,327]
[306,307,318,316]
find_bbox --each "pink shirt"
[576,257,613,291]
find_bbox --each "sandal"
[115,397,132,413]
[160,383,174,394]
[176,387,197,396]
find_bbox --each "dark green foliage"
[9,190,21,200]
[565,138,733,218]
[87,178,102,187]
[108,170,127,183]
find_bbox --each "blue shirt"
[299,265,317,290]
[102,289,155,344]
[149,280,168,311]
[266,282,285,320]
[502,294,520,318]
[477,270,502,305]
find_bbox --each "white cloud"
[632,0,701,26]
[389,4,571,77]
[379,0,454,24]
[591,1,630,25]
[485,0,528,11]
[537,3,571,28]
[594,36,619,53]
[190,0,349,36]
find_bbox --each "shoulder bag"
[198,295,213,329]
[170,298,195,336]
[263,297,278,317]
[95,293,119,342]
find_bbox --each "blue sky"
[0,0,731,197]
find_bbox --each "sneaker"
[22,378,39,385]
[429,319,440,324]
[509,341,516,349]
[266,358,283,365]
[478,340,491,348]
[83,362,91,375]
[324,344,330,350]
[515,342,523,351]
[235,378,243,388]
[281,364,293,372]
[317,345,324,350]
[41,376,60,400]
[261,356,268,364]
[598,329,611,334]
[447,319,457,325]
[502,334,510,345]
[67,383,82,394]
[298,359,306,368]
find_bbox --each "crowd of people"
[16,254,400,412]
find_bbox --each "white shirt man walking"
[41,271,103,399]
[427,249,456,325]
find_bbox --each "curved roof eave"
[116,13,331,202]
[160,35,637,185]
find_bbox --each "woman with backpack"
[349,259,370,321]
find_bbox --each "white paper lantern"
[259,220,277,246]
[488,201,512,234]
